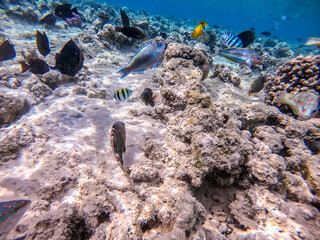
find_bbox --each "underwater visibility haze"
[0,0,320,239]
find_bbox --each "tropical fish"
[261,31,272,36]
[277,91,320,120]
[0,200,31,239]
[214,47,261,67]
[54,4,78,20]
[52,40,84,77]
[110,121,127,174]
[20,59,50,74]
[114,88,133,102]
[191,20,208,39]
[36,31,50,57]
[160,32,167,39]
[117,42,165,78]
[248,76,266,95]
[304,37,320,48]
[40,13,56,26]
[0,40,15,62]
[222,30,254,48]
[213,25,219,29]
[140,88,155,107]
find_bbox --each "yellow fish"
[191,20,208,39]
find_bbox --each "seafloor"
[0,0,320,240]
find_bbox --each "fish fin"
[237,30,255,48]
[120,7,130,27]
[71,7,78,14]
[277,92,292,104]
[213,46,220,55]
[20,61,30,73]
[117,66,132,78]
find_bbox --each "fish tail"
[277,92,292,104]
[117,66,132,78]
[20,61,30,73]
[214,46,221,55]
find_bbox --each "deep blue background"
[98,0,320,43]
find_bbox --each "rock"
[31,82,52,99]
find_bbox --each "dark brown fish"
[36,31,50,57]
[115,26,147,40]
[0,39,16,61]
[20,59,50,74]
[40,13,56,26]
[55,3,78,20]
[120,7,130,27]
[248,75,266,95]
[140,88,155,107]
[110,121,127,174]
[52,39,84,76]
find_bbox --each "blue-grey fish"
[0,200,31,239]
[110,121,127,174]
[222,30,254,48]
[214,47,261,67]
[277,91,320,120]
[117,42,166,78]
[114,88,133,101]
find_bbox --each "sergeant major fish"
[114,88,133,102]
[110,121,127,174]
[191,20,208,39]
[117,42,165,78]
[277,91,320,120]
[214,47,261,67]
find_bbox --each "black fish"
[110,121,127,174]
[36,31,50,57]
[20,59,50,74]
[40,13,56,26]
[120,7,130,27]
[160,32,167,39]
[261,31,272,36]
[52,40,84,77]
[237,30,255,48]
[55,4,78,20]
[140,88,155,107]
[0,39,15,61]
[248,76,266,95]
[297,38,302,42]
[213,25,219,28]
[115,26,147,40]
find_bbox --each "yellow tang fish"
[191,20,208,39]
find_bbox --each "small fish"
[40,13,56,26]
[214,47,261,67]
[191,20,208,39]
[304,37,320,48]
[52,40,84,77]
[117,42,165,78]
[115,26,147,40]
[0,40,16,62]
[110,121,127,174]
[222,30,254,48]
[248,76,266,95]
[114,88,133,102]
[20,59,50,74]
[277,91,320,120]
[213,25,219,29]
[140,88,155,107]
[296,38,302,42]
[0,200,31,239]
[55,4,78,20]
[160,32,167,39]
[261,31,272,36]
[36,31,50,57]
[120,7,130,27]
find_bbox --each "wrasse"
[214,47,261,67]
[0,200,31,239]
[191,20,208,39]
[304,37,320,48]
[114,88,133,102]
[110,121,127,174]
[277,91,320,120]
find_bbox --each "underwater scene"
[0,0,320,239]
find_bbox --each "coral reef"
[211,63,241,87]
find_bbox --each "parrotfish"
[222,30,254,48]
[117,42,165,78]
[304,37,320,48]
[191,20,207,39]
[20,59,50,74]
[214,47,261,67]
[0,200,31,239]
[110,121,127,174]
[36,31,50,57]
[114,88,133,102]
[277,91,320,120]
[0,40,16,62]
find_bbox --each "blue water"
[99,0,320,43]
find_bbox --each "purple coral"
[65,13,82,28]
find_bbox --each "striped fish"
[214,47,261,67]
[114,88,133,102]
[110,121,127,174]
[221,30,254,48]
[0,200,31,239]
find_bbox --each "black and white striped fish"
[114,88,133,101]
[110,121,127,174]
[221,30,254,48]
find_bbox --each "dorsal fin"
[120,7,130,27]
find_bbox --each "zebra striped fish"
[214,47,261,67]
[0,200,31,239]
[110,121,127,174]
[221,30,254,48]
[114,88,133,102]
